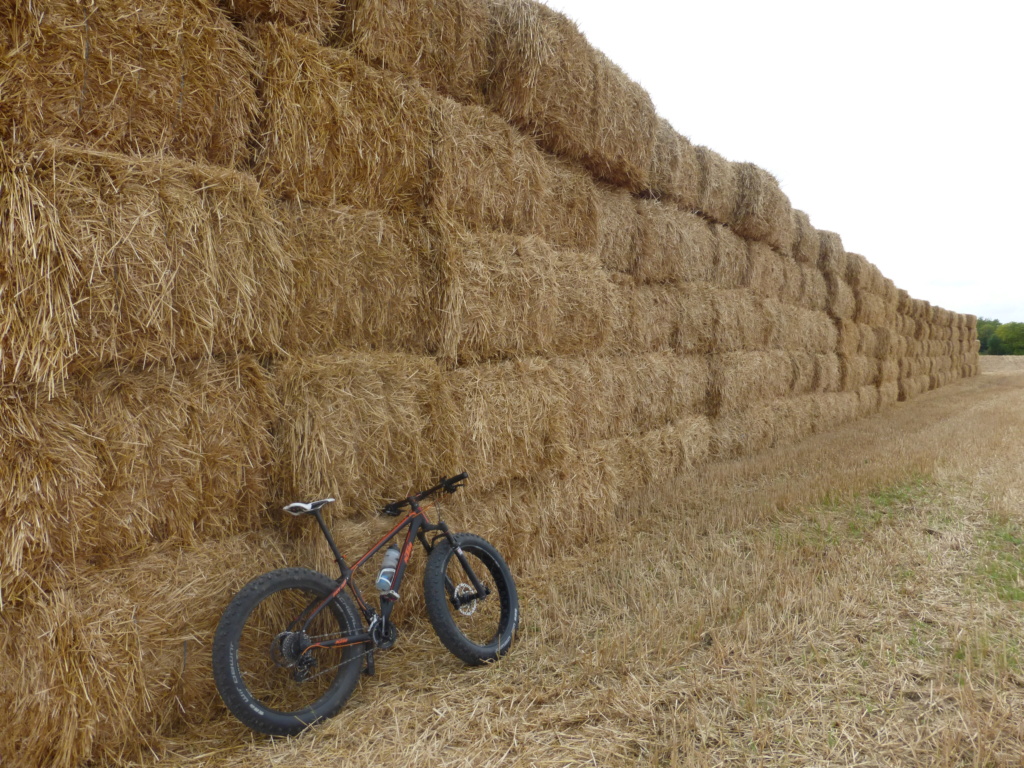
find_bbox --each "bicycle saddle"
[283,498,335,516]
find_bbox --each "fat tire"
[212,567,363,735]
[423,534,519,665]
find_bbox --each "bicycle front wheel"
[212,568,364,735]
[423,534,519,665]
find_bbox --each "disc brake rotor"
[454,583,477,616]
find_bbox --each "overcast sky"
[544,0,1024,323]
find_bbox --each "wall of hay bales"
[0,0,979,764]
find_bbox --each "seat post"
[311,509,349,578]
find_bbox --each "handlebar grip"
[442,471,469,493]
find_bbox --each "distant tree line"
[978,318,1024,355]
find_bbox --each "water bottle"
[376,545,400,592]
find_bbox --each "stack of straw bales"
[0,0,979,764]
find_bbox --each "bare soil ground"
[153,359,1024,767]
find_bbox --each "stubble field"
[153,358,1024,768]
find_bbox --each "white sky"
[544,0,1024,323]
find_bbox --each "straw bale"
[873,326,896,359]
[815,353,842,393]
[878,381,899,408]
[695,146,738,224]
[633,201,717,285]
[878,357,899,384]
[271,353,450,514]
[596,185,641,273]
[251,24,433,210]
[854,291,888,326]
[817,229,847,276]
[0,530,289,768]
[710,394,826,459]
[610,281,718,355]
[277,203,431,355]
[428,98,549,236]
[589,49,657,191]
[484,0,596,164]
[1,142,290,391]
[814,390,860,431]
[712,223,751,289]
[541,155,601,252]
[790,209,820,265]
[777,256,805,305]
[824,270,856,320]
[879,276,899,309]
[798,263,829,311]
[856,324,879,357]
[336,0,490,102]
[746,241,788,298]
[436,230,615,363]
[774,308,836,355]
[445,357,566,493]
[614,415,713,487]
[713,290,780,352]
[648,118,701,209]
[791,352,817,395]
[0,357,273,609]
[730,162,795,252]
[839,354,878,390]
[844,251,871,289]
[221,0,339,40]
[897,289,912,314]
[710,350,795,416]
[0,0,256,166]
[855,384,880,417]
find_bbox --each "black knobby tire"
[423,534,519,665]
[211,567,364,735]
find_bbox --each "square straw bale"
[0,530,290,768]
[776,255,804,305]
[0,356,273,608]
[855,384,880,417]
[710,350,796,416]
[278,202,432,355]
[873,326,896,359]
[250,23,433,210]
[428,97,550,236]
[730,162,795,252]
[712,290,780,353]
[540,154,601,252]
[0,0,257,167]
[434,229,616,363]
[484,0,596,163]
[0,383,100,610]
[444,357,567,493]
[590,49,657,191]
[844,251,871,289]
[270,352,450,515]
[608,281,718,356]
[817,229,847,276]
[791,351,818,395]
[855,323,879,357]
[334,0,489,102]
[798,262,829,311]
[615,415,713,487]
[878,381,899,408]
[711,223,752,288]
[633,201,717,285]
[648,118,702,209]
[695,146,738,224]
[839,354,878,390]
[220,0,340,40]
[772,308,837,356]
[746,241,789,298]
[790,209,820,264]
[1,142,291,392]
[878,357,899,384]
[709,401,776,459]
[854,291,889,326]
[814,353,842,393]
[824,269,856,320]
[596,185,642,273]
[814,390,861,430]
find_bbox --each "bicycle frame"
[292,492,488,657]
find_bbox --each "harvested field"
[126,334,1024,768]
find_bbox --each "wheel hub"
[453,583,478,616]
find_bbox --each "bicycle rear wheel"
[423,534,519,665]
[212,568,364,735]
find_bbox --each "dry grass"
[126,333,1024,768]
[220,0,340,41]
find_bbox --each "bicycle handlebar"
[380,472,468,516]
